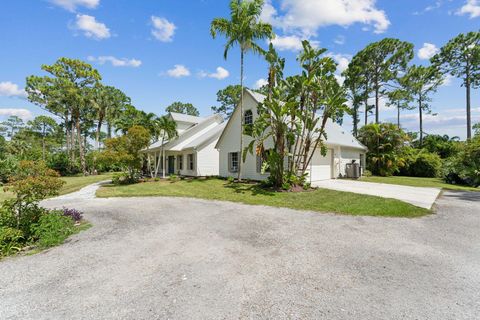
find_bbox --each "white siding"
[196,140,220,176]
[339,147,362,177]
[217,93,271,181]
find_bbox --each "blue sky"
[0,0,479,139]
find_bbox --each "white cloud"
[151,16,176,42]
[74,14,110,39]
[50,0,99,11]
[165,65,190,78]
[254,78,268,89]
[417,43,439,60]
[0,81,27,98]
[327,53,351,84]
[261,0,390,35]
[270,35,304,51]
[0,108,33,120]
[457,0,480,18]
[87,56,142,67]
[199,67,229,80]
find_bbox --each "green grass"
[361,176,479,192]
[0,173,115,203]
[96,178,430,218]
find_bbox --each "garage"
[308,148,333,182]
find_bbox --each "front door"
[168,156,175,174]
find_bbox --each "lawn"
[96,178,430,218]
[361,176,479,192]
[0,173,115,203]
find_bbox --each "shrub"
[111,171,141,185]
[32,211,75,248]
[227,176,235,183]
[0,227,24,257]
[47,152,81,176]
[62,208,83,222]
[0,156,18,184]
[168,174,179,182]
[401,148,442,178]
[442,138,480,187]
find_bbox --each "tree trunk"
[96,116,103,150]
[375,86,379,124]
[353,103,358,137]
[466,75,471,140]
[70,118,76,162]
[75,111,87,175]
[107,122,112,139]
[364,98,369,126]
[419,97,423,146]
[238,49,244,182]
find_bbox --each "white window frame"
[244,110,253,126]
[178,155,183,170]
[188,154,194,171]
[229,152,239,173]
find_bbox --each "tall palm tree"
[210,0,273,180]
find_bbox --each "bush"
[0,227,24,257]
[0,156,18,183]
[400,148,442,178]
[226,176,235,183]
[442,138,480,187]
[32,211,75,248]
[168,174,179,182]
[112,171,141,185]
[47,152,81,176]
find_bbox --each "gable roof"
[146,114,224,152]
[215,88,367,151]
[182,121,227,150]
[168,112,204,124]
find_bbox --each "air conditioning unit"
[345,161,361,179]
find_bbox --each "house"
[215,89,368,182]
[145,112,226,177]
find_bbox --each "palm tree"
[152,115,178,178]
[210,0,273,181]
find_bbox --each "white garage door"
[309,148,333,181]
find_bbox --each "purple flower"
[62,207,83,222]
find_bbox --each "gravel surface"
[0,188,479,319]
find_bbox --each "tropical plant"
[431,31,480,140]
[211,0,274,180]
[165,102,199,116]
[413,134,459,159]
[358,123,410,176]
[148,115,177,178]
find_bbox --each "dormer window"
[244,110,253,125]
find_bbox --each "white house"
[215,89,368,182]
[145,112,226,177]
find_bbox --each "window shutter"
[228,152,232,172]
[193,153,196,171]
[256,154,261,173]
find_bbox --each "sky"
[0,0,479,139]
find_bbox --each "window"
[177,155,183,170]
[228,152,239,172]
[188,154,194,170]
[244,110,253,125]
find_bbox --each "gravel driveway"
[1,188,479,319]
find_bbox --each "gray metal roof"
[182,121,227,150]
[169,112,204,124]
